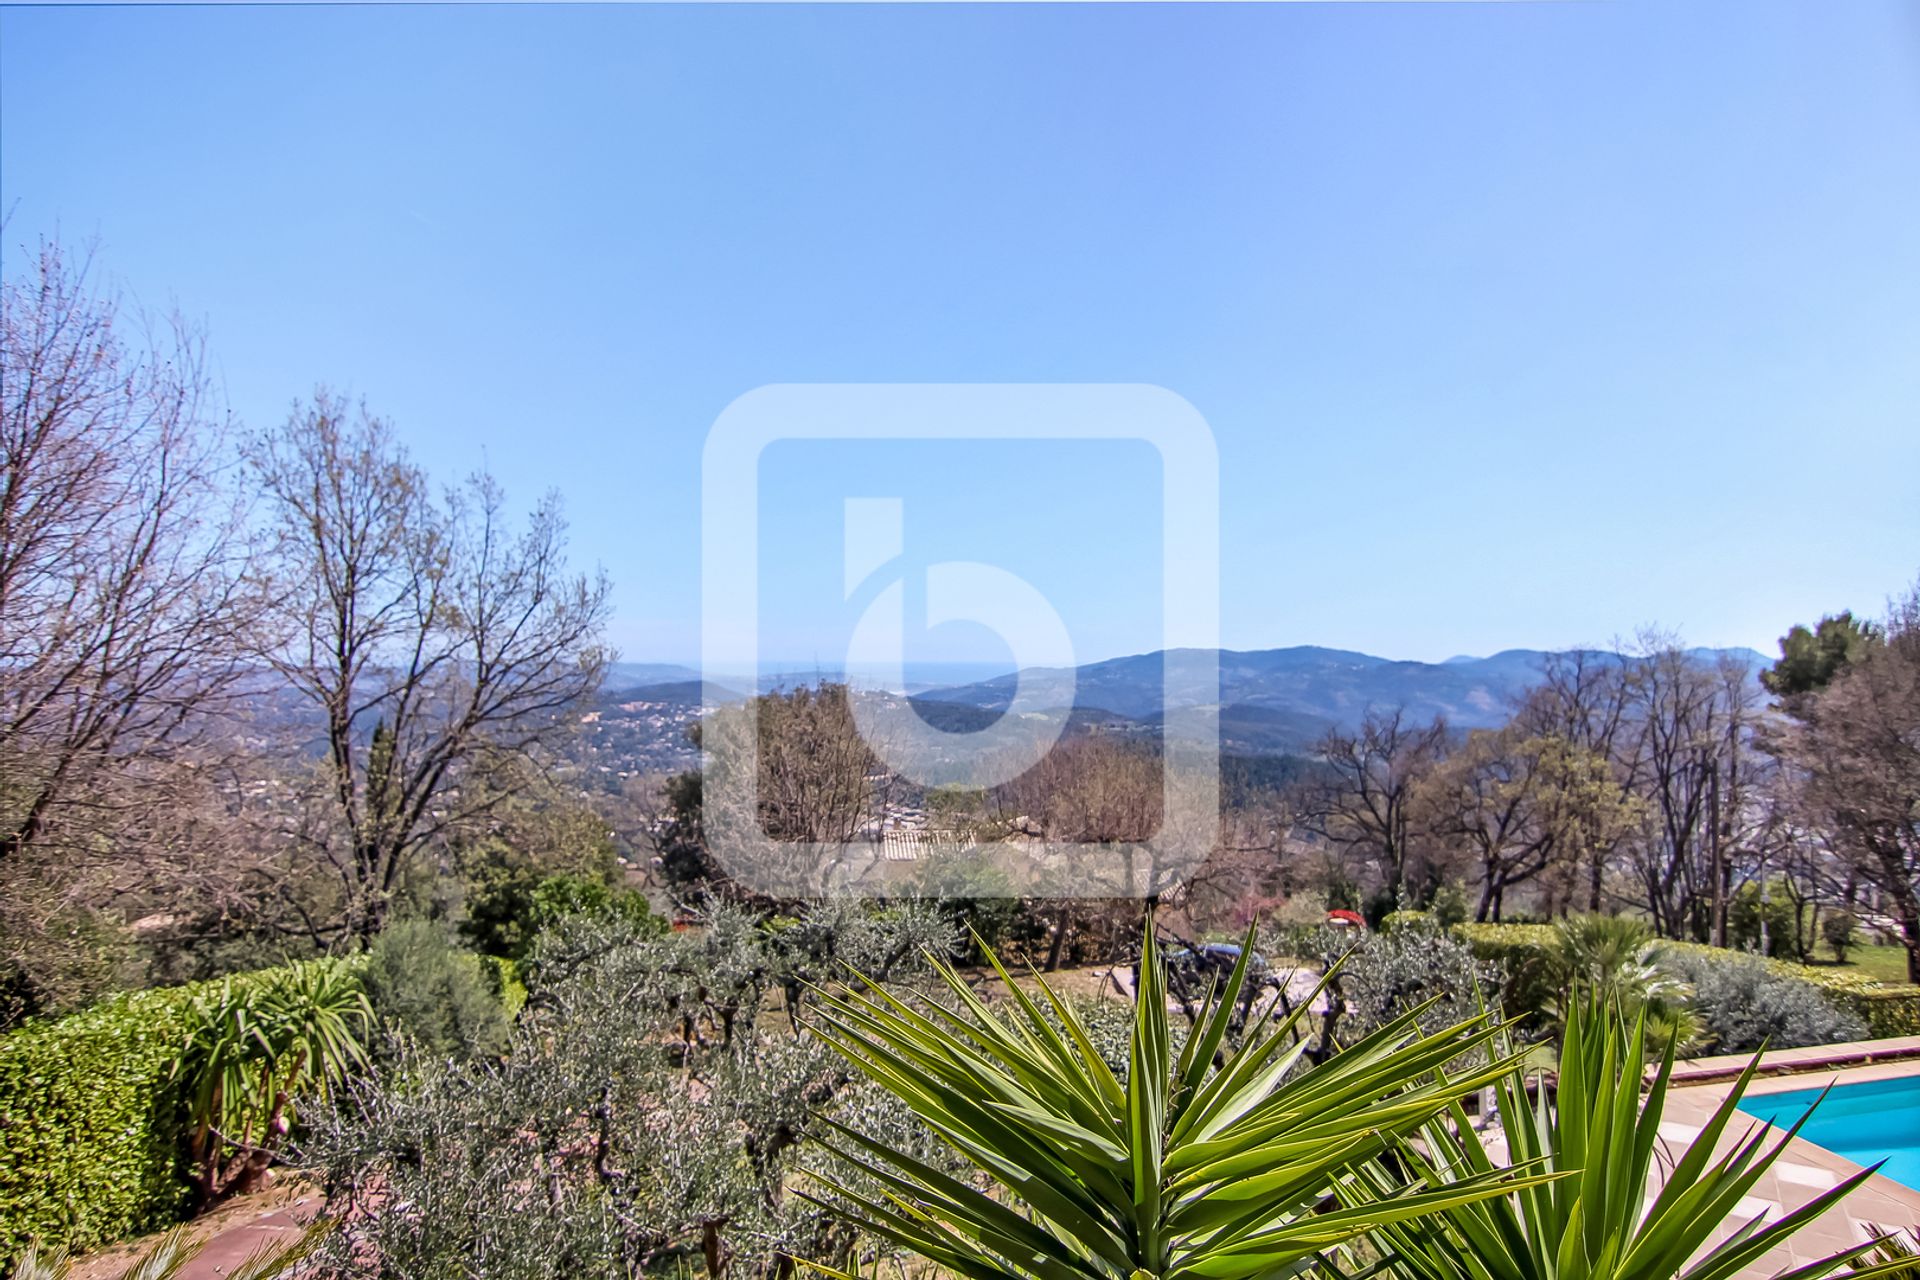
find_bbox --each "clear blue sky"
[4,1,1917,670]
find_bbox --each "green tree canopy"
[1762,610,1880,697]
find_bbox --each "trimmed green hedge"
[1453,922,1920,1039]
[0,984,199,1256]
[0,957,371,1257]
[1452,922,1557,959]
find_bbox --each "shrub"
[526,872,665,937]
[175,958,371,1203]
[1259,889,1331,930]
[1688,940,1920,1035]
[1823,909,1858,962]
[461,861,662,962]
[481,954,528,1018]
[0,987,196,1255]
[1662,948,1866,1053]
[1453,921,1559,960]
[903,851,1028,961]
[1453,921,1920,1041]
[1726,879,1803,959]
[0,957,373,1256]
[1800,969,1920,1038]
[1361,885,1398,928]
[305,1033,795,1278]
[1325,877,1361,913]
[458,853,548,960]
[362,920,513,1062]
[1430,882,1471,930]
[1347,922,1502,1040]
[302,899,960,1278]
[1285,918,1502,1053]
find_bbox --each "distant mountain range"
[600,660,1015,696]
[602,662,708,691]
[599,645,1774,758]
[909,645,1773,753]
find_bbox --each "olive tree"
[302,899,960,1278]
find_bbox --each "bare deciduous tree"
[997,734,1162,847]
[248,394,611,940]
[987,734,1188,967]
[1614,635,1764,942]
[1298,707,1449,906]
[1512,650,1640,911]
[1,238,253,863]
[696,683,901,899]
[1,238,256,1019]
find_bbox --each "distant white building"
[877,829,975,863]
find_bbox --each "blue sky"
[4,1,1917,669]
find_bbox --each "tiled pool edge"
[1664,1041,1920,1278]
[1670,1034,1920,1087]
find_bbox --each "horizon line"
[624,638,1779,675]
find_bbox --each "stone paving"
[65,1185,321,1280]
[1660,1044,1920,1277]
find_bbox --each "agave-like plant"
[175,959,372,1202]
[1858,1224,1920,1278]
[799,922,1559,1280]
[1349,996,1907,1280]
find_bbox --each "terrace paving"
[65,1182,320,1280]
[1668,1035,1920,1087]
[1661,1040,1920,1277]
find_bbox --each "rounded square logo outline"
[700,383,1219,898]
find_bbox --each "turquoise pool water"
[1736,1074,1920,1192]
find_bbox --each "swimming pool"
[1736,1074,1920,1192]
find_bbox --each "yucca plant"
[799,921,1560,1280]
[1858,1225,1920,1279]
[1349,996,1908,1280]
[10,1219,330,1280]
[175,959,372,1203]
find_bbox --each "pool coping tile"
[1663,1049,1920,1278]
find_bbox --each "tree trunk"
[702,1219,729,1278]
[1044,910,1071,972]
[228,1091,293,1199]
[1474,873,1496,923]
[1899,898,1920,986]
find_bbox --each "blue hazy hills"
[605,644,1772,756]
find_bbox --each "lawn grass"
[1832,941,1916,984]
[1802,939,1915,984]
